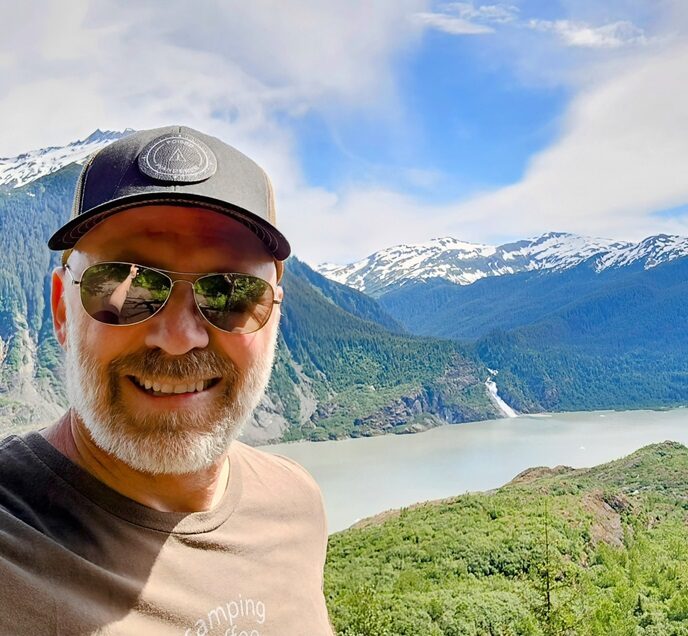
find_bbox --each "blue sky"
[296,27,569,201]
[1,1,687,264]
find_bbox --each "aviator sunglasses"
[64,262,281,335]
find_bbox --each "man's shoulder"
[0,433,28,454]
[0,433,41,477]
[0,433,54,535]
[231,440,322,495]
[230,441,326,521]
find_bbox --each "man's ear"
[274,259,284,284]
[51,267,68,347]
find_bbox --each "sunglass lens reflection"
[80,263,170,325]
[194,274,273,334]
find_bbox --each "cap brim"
[48,192,291,261]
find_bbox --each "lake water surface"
[262,408,688,533]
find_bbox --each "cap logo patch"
[138,133,217,183]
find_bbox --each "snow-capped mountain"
[0,129,132,189]
[594,234,688,271]
[318,231,688,296]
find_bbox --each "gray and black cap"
[48,125,291,261]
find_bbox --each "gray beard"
[64,316,276,475]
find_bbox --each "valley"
[1,131,687,446]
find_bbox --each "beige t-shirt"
[0,431,334,636]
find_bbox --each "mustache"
[109,348,240,382]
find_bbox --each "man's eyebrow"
[103,250,165,268]
[108,252,146,263]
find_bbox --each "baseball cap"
[47,125,291,261]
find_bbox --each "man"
[0,126,334,635]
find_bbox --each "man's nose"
[143,281,210,354]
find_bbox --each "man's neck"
[40,411,230,513]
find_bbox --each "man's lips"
[126,375,221,398]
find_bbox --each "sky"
[1,0,688,265]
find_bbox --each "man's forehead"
[77,206,269,255]
[126,227,238,247]
[107,230,225,261]
[103,206,251,237]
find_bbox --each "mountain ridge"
[319,231,688,297]
[0,129,133,189]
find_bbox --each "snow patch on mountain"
[595,234,688,271]
[0,129,132,188]
[318,231,688,296]
[319,236,499,294]
[500,233,630,270]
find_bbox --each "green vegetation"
[277,263,498,440]
[325,441,688,635]
[266,334,302,425]
[287,258,404,333]
[379,259,688,414]
[477,335,688,413]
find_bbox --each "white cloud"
[282,186,447,266]
[0,0,427,157]
[528,19,648,48]
[449,2,518,24]
[3,0,688,269]
[413,2,518,35]
[442,39,688,239]
[298,36,688,265]
[414,3,647,54]
[413,12,494,34]
[0,0,449,266]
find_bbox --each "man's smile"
[127,375,221,398]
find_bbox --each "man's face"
[52,205,282,474]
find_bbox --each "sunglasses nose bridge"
[169,279,195,289]
[154,277,208,329]
[166,278,198,306]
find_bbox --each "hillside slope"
[276,260,499,441]
[378,255,688,345]
[475,257,688,413]
[325,440,688,635]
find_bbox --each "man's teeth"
[133,377,212,394]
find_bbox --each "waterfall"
[485,372,518,418]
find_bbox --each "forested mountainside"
[0,162,499,444]
[325,440,688,635]
[275,260,499,441]
[375,256,688,413]
[377,253,688,343]
[0,165,80,430]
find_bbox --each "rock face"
[344,359,501,437]
[352,387,467,435]
[582,490,630,548]
[0,315,64,437]
[238,394,290,446]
